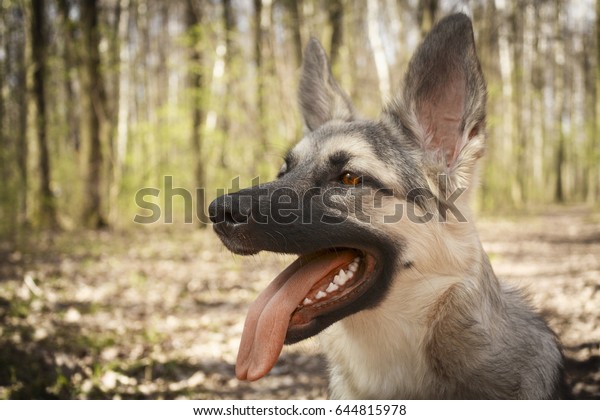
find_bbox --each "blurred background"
[0,0,598,399]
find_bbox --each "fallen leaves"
[0,208,598,399]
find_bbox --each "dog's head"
[209,13,486,381]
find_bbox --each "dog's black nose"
[208,194,248,226]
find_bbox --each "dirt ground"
[0,206,598,399]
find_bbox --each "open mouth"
[235,248,378,381]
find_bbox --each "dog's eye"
[340,172,362,186]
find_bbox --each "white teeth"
[326,282,339,293]
[334,270,349,286]
[303,259,364,306]
[315,291,327,300]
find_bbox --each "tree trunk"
[15,6,28,227]
[591,0,600,203]
[554,0,566,203]
[58,0,81,152]
[0,1,8,234]
[110,0,130,223]
[367,0,391,101]
[328,0,343,74]
[530,4,546,201]
[495,0,515,202]
[510,2,526,205]
[286,0,303,69]
[254,0,269,157]
[187,0,208,227]
[417,0,438,39]
[82,0,108,228]
[218,0,235,169]
[31,0,59,229]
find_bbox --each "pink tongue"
[236,250,354,381]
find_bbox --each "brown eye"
[340,172,362,186]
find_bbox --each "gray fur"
[211,13,565,400]
[299,38,356,131]
[294,13,564,399]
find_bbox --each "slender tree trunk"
[510,2,526,205]
[15,7,28,227]
[187,0,208,227]
[0,2,7,234]
[0,11,4,155]
[0,5,5,161]
[218,0,235,169]
[553,1,566,203]
[31,0,59,229]
[475,0,500,209]
[417,0,438,39]
[287,0,303,69]
[495,0,515,202]
[58,0,81,151]
[367,0,391,101]
[82,0,108,228]
[328,0,343,74]
[110,0,130,223]
[530,4,544,198]
[156,2,170,176]
[254,0,266,155]
[591,0,600,202]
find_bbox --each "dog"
[209,13,565,399]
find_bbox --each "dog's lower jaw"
[321,255,564,400]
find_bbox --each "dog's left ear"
[298,38,355,132]
[385,13,486,185]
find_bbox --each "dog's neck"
[320,224,500,399]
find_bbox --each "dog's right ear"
[298,38,355,132]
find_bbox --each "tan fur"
[318,150,562,398]
[310,15,563,399]
[213,14,564,400]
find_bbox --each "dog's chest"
[320,313,434,399]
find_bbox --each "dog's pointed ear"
[298,37,355,132]
[386,13,486,180]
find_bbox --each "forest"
[0,0,599,235]
[0,0,599,400]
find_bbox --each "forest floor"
[0,206,599,399]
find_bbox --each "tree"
[187,0,209,227]
[58,0,81,152]
[31,0,59,229]
[328,0,343,73]
[554,0,566,203]
[254,0,270,156]
[110,0,131,222]
[367,0,391,100]
[82,0,108,228]
[11,4,29,229]
[592,0,600,202]
[218,0,236,168]
[285,0,303,68]
[417,0,438,38]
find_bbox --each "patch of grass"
[8,300,31,319]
